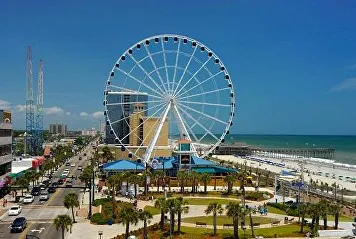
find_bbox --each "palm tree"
[226,202,242,239]
[177,170,188,193]
[263,171,270,187]
[319,199,330,229]
[166,198,176,235]
[54,214,73,239]
[17,177,28,196]
[330,202,342,229]
[224,174,235,194]
[107,174,120,218]
[139,210,153,239]
[299,203,309,233]
[205,202,224,236]
[188,171,199,193]
[129,174,142,197]
[64,193,80,223]
[153,171,164,192]
[200,173,211,193]
[175,197,189,233]
[307,203,321,235]
[118,206,139,239]
[155,197,168,230]
[247,207,256,238]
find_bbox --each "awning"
[192,168,215,173]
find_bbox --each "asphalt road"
[0,143,96,239]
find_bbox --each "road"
[0,142,96,239]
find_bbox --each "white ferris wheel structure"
[104,34,235,166]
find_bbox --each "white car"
[39,191,49,201]
[71,163,75,167]
[8,205,22,216]
[23,195,34,204]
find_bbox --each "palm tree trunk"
[315,216,320,231]
[125,222,130,239]
[249,212,255,238]
[143,219,147,239]
[62,227,65,239]
[334,213,339,229]
[71,207,76,223]
[160,211,164,230]
[157,181,160,193]
[178,211,181,233]
[134,183,137,197]
[233,217,239,239]
[213,213,217,236]
[204,182,207,193]
[323,216,327,229]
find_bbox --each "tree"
[307,203,321,236]
[177,170,188,193]
[189,171,200,193]
[107,174,120,218]
[166,198,176,235]
[319,199,330,229]
[139,210,153,239]
[205,202,224,236]
[224,174,235,194]
[330,202,342,229]
[226,202,242,239]
[102,146,114,162]
[299,203,309,233]
[175,197,189,233]
[155,197,168,230]
[200,173,211,194]
[64,193,80,223]
[118,206,139,239]
[129,174,142,197]
[152,171,164,193]
[54,214,73,239]
[17,177,29,196]
[247,207,256,238]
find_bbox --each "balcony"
[0,154,12,164]
[0,136,12,146]
[0,122,12,130]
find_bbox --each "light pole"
[98,231,103,239]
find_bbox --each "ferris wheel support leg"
[143,103,171,164]
[172,104,198,157]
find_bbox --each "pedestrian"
[5,199,7,206]
[2,199,5,207]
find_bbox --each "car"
[65,162,70,166]
[51,182,58,187]
[78,166,83,171]
[39,191,49,200]
[10,217,27,233]
[31,187,40,196]
[42,179,50,186]
[79,156,82,160]
[71,163,75,167]
[65,180,73,187]
[23,195,34,204]
[38,184,46,190]
[48,186,56,193]
[8,205,22,216]
[58,178,66,185]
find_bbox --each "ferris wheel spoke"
[144,44,169,94]
[161,40,170,94]
[176,104,220,141]
[178,100,230,107]
[173,46,198,96]
[172,39,181,95]
[178,87,230,101]
[175,71,224,99]
[176,109,200,143]
[109,84,164,100]
[121,103,167,142]
[116,68,165,98]
[128,54,166,96]
[106,99,164,106]
[110,101,166,125]
[178,103,229,125]
[174,57,212,97]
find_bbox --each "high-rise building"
[0,109,12,176]
[105,91,148,144]
[49,123,67,135]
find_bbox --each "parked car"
[31,187,40,196]
[10,217,27,233]
[38,184,46,190]
[58,178,66,185]
[51,182,58,187]
[42,179,50,187]
[65,162,70,166]
[78,166,83,171]
[8,205,22,216]
[65,180,73,187]
[23,195,34,204]
[39,191,49,201]
[47,186,56,194]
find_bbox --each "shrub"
[92,198,111,206]
[90,213,108,225]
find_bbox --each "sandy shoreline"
[214,155,356,193]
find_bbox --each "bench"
[288,218,295,223]
[252,223,260,228]
[195,222,207,227]
[271,221,281,226]
[223,224,234,229]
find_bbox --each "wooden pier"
[214,143,335,159]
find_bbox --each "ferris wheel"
[104,34,235,164]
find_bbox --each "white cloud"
[331,78,356,92]
[65,112,71,115]
[91,111,103,119]
[15,104,26,112]
[0,100,11,110]
[80,112,88,117]
[44,106,64,115]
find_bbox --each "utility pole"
[35,60,44,153]
[26,46,35,155]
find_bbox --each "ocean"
[201,135,356,165]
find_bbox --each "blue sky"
[0,1,356,135]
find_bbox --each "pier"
[214,143,335,159]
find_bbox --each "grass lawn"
[267,205,286,215]
[186,198,238,205]
[327,214,354,222]
[182,215,277,225]
[144,205,161,215]
[180,223,303,238]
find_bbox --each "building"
[81,128,97,136]
[49,123,67,135]
[0,109,12,176]
[105,91,148,144]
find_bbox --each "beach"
[214,155,356,193]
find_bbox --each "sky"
[0,0,356,135]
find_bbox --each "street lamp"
[98,231,103,239]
